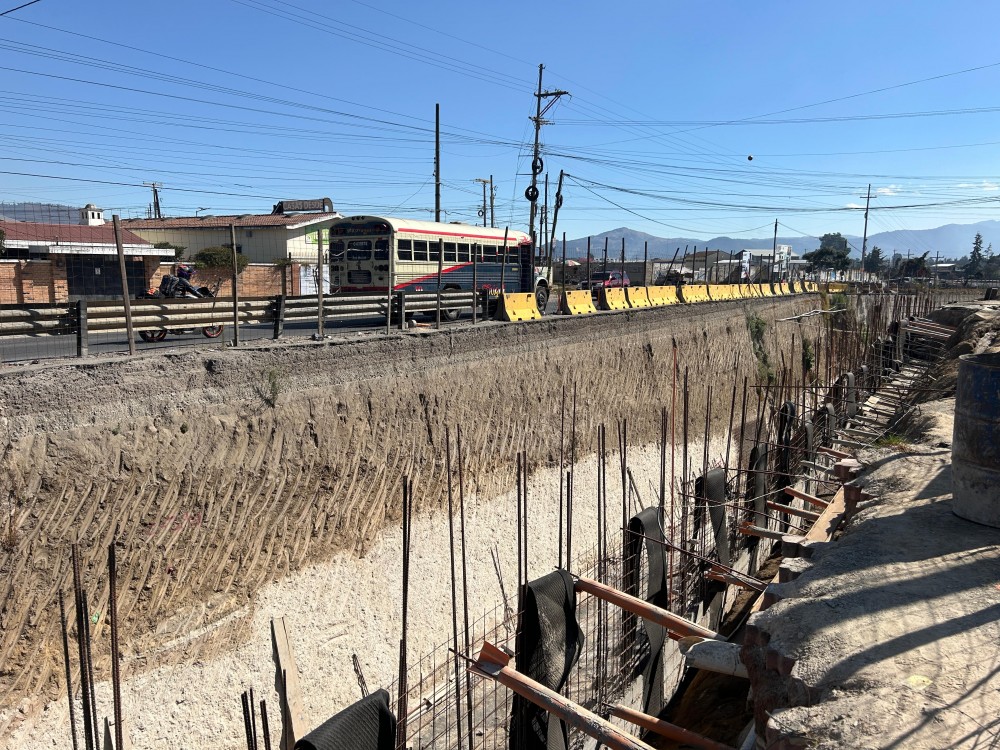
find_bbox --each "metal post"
[620,237,626,287]
[436,238,444,329]
[586,237,591,291]
[489,175,495,228]
[111,215,136,355]
[273,295,285,339]
[76,300,88,357]
[398,292,407,331]
[561,232,567,311]
[108,540,124,750]
[316,235,325,339]
[643,241,649,285]
[472,244,479,325]
[229,224,240,346]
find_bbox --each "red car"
[579,271,630,290]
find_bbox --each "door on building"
[66,255,147,300]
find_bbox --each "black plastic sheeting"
[625,506,670,717]
[694,468,729,630]
[294,689,396,750]
[509,569,582,750]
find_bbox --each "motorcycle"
[138,273,224,342]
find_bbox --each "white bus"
[327,216,551,317]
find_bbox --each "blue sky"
[2,0,1000,248]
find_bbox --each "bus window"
[374,238,390,260]
[444,242,457,262]
[330,240,346,259]
[397,239,412,261]
[458,243,470,262]
[413,240,428,261]
[347,240,372,260]
[429,241,441,262]
[482,245,497,262]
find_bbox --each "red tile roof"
[123,213,340,229]
[1,220,151,246]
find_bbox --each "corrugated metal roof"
[123,213,340,230]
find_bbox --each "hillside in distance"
[562,220,1000,260]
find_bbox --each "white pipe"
[677,636,749,678]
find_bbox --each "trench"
[0,290,968,748]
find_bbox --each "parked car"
[579,270,630,290]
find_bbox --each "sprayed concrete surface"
[744,398,1000,749]
[0,298,819,747]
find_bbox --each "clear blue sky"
[2,0,1000,250]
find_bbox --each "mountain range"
[560,220,1000,260]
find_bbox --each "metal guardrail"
[0,290,484,360]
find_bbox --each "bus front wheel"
[534,285,549,315]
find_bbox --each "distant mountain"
[562,221,1000,260]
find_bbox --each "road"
[0,298,561,365]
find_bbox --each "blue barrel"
[952,352,1000,527]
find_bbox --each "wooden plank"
[271,617,306,749]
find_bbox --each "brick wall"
[0,260,57,304]
[155,262,297,298]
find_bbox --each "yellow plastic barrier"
[736,283,756,299]
[497,292,542,322]
[559,290,597,315]
[626,286,652,308]
[776,282,790,295]
[680,284,711,304]
[827,282,848,294]
[647,285,680,305]
[707,285,730,301]
[599,287,630,311]
[759,283,775,297]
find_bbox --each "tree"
[967,233,985,277]
[894,251,930,279]
[194,246,249,273]
[803,232,852,271]
[863,245,886,273]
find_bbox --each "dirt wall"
[0,297,819,733]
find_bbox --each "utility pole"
[860,184,875,277]
[474,178,490,227]
[772,218,778,282]
[489,175,495,228]
[527,64,569,258]
[548,170,566,266]
[143,182,162,219]
[435,103,441,223]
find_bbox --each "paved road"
[0,298,561,365]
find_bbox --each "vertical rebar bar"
[445,429,464,749]
[108,538,123,750]
[71,545,94,750]
[260,700,272,750]
[59,590,79,750]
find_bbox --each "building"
[740,245,797,280]
[123,199,342,265]
[1,204,172,301]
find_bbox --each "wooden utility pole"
[527,64,569,254]
[489,175,495,228]
[435,103,441,223]
[112,215,136,355]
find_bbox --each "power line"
[0,0,41,16]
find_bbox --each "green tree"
[803,232,852,271]
[863,245,885,273]
[894,251,930,278]
[967,233,985,277]
[194,246,249,273]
